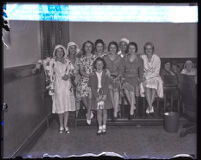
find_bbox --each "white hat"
[53,44,67,58]
[66,41,80,55]
[184,60,193,68]
[120,38,129,44]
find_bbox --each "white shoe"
[146,108,150,114]
[102,125,106,134]
[97,129,102,135]
[130,106,136,115]
[87,119,91,125]
[149,107,154,113]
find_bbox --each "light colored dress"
[48,58,76,114]
[140,54,164,98]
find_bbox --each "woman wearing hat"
[117,38,129,58]
[181,60,197,84]
[66,42,82,116]
[46,45,76,134]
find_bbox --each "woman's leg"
[82,96,89,119]
[124,89,131,105]
[145,87,152,110]
[97,110,103,134]
[75,100,80,118]
[103,109,107,133]
[58,113,64,130]
[113,89,119,118]
[97,110,103,127]
[129,91,136,115]
[151,89,156,105]
[64,111,69,129]
[109,86,115,108]
[150,89,156,112]
[103,109,107,127]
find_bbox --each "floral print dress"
[76,55,96,98]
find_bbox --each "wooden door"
[40,21,69,58]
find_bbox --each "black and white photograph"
[2,3,197,159]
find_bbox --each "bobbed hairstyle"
[144,42,155,52]
[81,40,95,55]
[127,42,138,53]
[93,57,107,70]
[108,41,119,53]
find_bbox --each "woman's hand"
[62,74,70,81]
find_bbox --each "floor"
[23,117,197,159]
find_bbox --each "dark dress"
[121,55,144,93]
[88,71,113,110]
[104,54,123,89]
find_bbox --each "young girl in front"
[88,57,112,135]
[48,45,76,134]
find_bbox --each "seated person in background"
[161,62,179,111]
[172,63,181,75]
[181,60,197,84]
[160,62,178,86]
[161,62,175,77]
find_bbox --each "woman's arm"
[138,58,145,82]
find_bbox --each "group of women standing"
[34,38,164,135]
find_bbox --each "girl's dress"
[76,55,97,98]
[140,54,163,98]
[88,71,113,110]
[47,58,76,114]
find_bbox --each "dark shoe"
[96,129,102,136]
[102,129,106,135]
[64,127,70,134]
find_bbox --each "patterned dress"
[76,54,97,98]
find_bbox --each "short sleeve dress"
[47,59,76,114]
[76,55,96,98]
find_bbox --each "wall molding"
[4,64,39,84]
